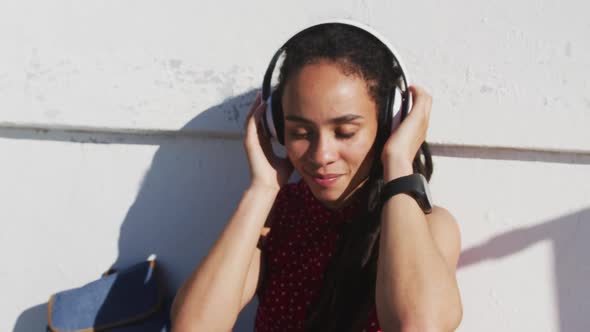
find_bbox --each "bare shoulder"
[425,205,461,271]
[426,205,458,225]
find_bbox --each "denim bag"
[47,259,170,332]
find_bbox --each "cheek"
[344,135,376,168]
[285,141,307,164]
[343,146,369,167]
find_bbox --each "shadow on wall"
[9,88,590,331]
[10,90,260,332]
[459,207,590,332]
[101,90,262,331]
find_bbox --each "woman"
[171,22,462,332]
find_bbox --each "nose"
[307,132,338,168]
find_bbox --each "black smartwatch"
[380,173,433,214]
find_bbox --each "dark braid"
[274,23,434,331]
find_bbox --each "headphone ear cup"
[270,89,285,145]
[262,93,276,141]
[389,87,404,133]
[382,90,394,136]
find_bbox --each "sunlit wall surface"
[2,1,589,331]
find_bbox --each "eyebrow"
[284,114,364,124]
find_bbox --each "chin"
[304,177,349,204]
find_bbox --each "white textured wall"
[1,1,589,331]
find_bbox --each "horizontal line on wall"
[1,122,589,164]
[429,143,590,164]
[0,122,244,141]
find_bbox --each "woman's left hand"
[381,85,432,182]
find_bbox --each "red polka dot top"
[254,178,382,332]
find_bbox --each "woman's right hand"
[244,91,294,191]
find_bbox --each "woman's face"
[282,60,379,210]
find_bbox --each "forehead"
[282,61,377,121]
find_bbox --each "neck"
[321,176,370,211]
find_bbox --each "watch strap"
[380,173,432,213]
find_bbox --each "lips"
[307,171,343,187]
[312,173,342,179]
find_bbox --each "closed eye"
[288,131,357,140]
[288,131,311,140]
[336,131,356,139]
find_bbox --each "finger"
[245,91,262,128]
[392,86,429,144]
[409,85,426,109]
[245,103,263,139]
[245,99,269,147]
[417,86,432,119]
[408,85,432,122]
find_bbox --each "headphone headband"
[261,19,413,144]
[262,19,411,100]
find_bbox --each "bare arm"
[239,217,272,308]
[171,91,292,331]
[376,192,462,332]
[376,86,462,331]
[170,184,277,332]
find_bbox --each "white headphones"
[261,19,413,145]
